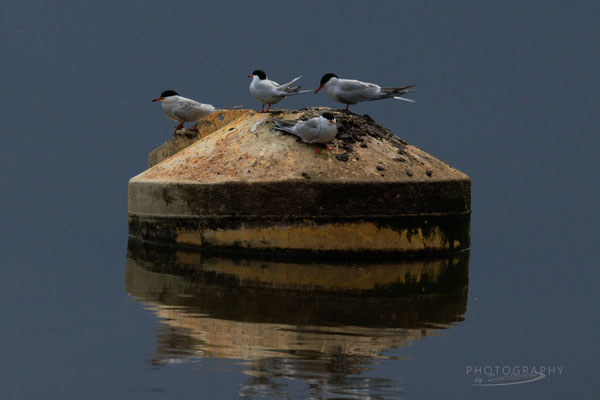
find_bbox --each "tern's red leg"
[344,104,349,111]
[176,122,184,130]
[266,104,272,111]
[313,144,321,154]
[325,144,333,150]
[260,104,265,112]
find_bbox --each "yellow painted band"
[175,221,456,252]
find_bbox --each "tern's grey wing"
[294,119,321,143]
[261,80,282,92]
[251,80,286,104]
[338,79,379,92]
[335,79,381,103]
[173,99,215,121]
[268,79,295,96]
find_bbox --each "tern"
[248,69,311,112]
[152,90,216,130]
[315,73,416,111]
[272,112,337,153]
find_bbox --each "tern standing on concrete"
[152,90,216,131]
[249,69,311,112]
[315,73,416,111]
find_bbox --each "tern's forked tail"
[285,88,312,96]
[381,84,416,96]
[382,84,416,103]
[393,96,416,103]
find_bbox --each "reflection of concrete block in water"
[128,108,470,255]
[125,239,469,365]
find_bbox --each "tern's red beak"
[152,97,164,102]
[248,74,253,78]
[314,85,324,94]
[329,120,336,124]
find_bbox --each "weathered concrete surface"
[128,107,471,255]
[147,109,250,168]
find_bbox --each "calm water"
[1,1,599,399]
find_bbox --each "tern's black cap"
[319,73,338,86]
[251,70,267,80]
[160,90,179,97]
[321,112,335,121]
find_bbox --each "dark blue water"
[1,1,598,398]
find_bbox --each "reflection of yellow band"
[181,252,466,292]
[128,238,469,294]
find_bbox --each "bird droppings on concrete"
[250,117,268,132]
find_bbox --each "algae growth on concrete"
[128,108,471,255]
